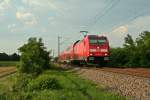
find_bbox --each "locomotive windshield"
[97,38,107,45]
[89,36,107,45]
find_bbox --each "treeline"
[0,53,20,61]
[110,31,150,68]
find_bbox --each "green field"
[0,67,127,100]
[0,61,19,67]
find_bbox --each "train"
[59,34,110,66]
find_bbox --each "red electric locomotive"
[59,34,110,66]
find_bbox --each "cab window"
[89,36,107,45]
[98,38,107,45]
[89,39,97,44]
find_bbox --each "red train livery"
[59,35,110,65]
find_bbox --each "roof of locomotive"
[87,34,107,38]
[73,35,107,46]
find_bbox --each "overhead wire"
[60,0,121,49]
[62,0,121,48]
[86,0,113,27]
[86,0,121,31]
[61,0,120,44]
[109,8,150,33]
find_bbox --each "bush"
[11,74,61,99]
[12,74,33,92]
[0,94,6,100]
[28,75,62,91]
[110,31,150,68]
[18,37,50,75]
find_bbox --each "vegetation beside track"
[110,31,150,68]
[0,66,127,100]
[0,61,19,67]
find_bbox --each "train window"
[89,39,97,44]
[98,38,107,45]
[89,36,97,44]
[89,37,107,45]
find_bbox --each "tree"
[110,47,129,67]
[0,53,9,61]
[10,53,20,61]
[110,31,150,68]
[0,52,20,61]
[18,37,50,75]
[136,31,150,67]
[123,34,139,67]
[123,34,135,48]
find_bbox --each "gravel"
[77,68,150,100]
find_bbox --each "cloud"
[8,24,16,29]
[112,25,128,36]
[16,12,32,19]
[128,16,150,30]
[22,0,41,6]
[22,0,63,13]
[112,15,150,35]
[108,25,128,47]
[48,17,55,21]
[109,15,150,47]
[16,11,38,25]
[7,24,17,33]
[0,0,12,15]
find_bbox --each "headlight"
[90,49,96,52]
[105,53,108,56]
[100,49,108,52]
[90,53,93,56]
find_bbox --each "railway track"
[0,67,17,79]
[82,67,150,79]
[58,63,150,79]
[75,66,150,100]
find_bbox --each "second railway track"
[0,67,17,79]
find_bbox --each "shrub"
[0,94,6,100]
[18,37,50,75]
[12,74,32,92]
[28,75,62,91]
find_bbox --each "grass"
[0,61,19,67]
[0,66,127,100]
[0,74,16,98]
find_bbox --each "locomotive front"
[87,35,110,65]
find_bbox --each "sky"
[0,0,150,56]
